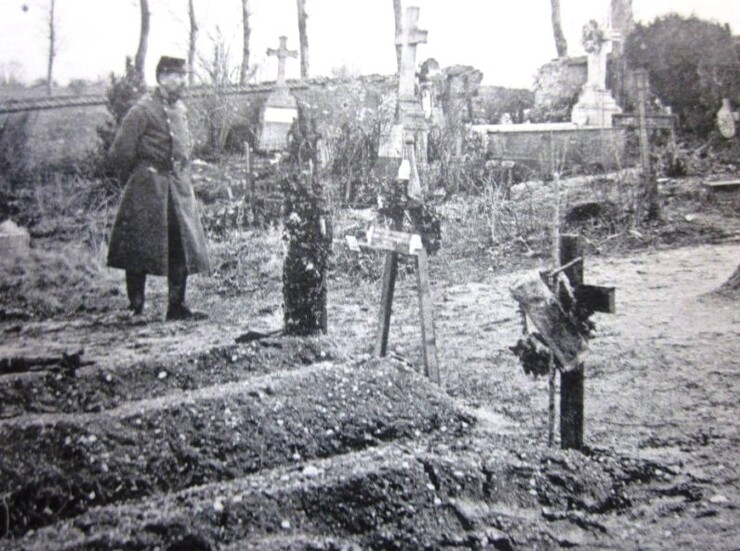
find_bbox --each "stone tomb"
[258,36,299,153]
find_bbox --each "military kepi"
[156,56,187,77]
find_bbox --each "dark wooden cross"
[267,35,298,88]
[512,234,615,450]
[395,6,428,101]
[557,234,615,449]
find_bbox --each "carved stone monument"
[259,36,299,152]
[378,7,430,164]
[570,20,622,128]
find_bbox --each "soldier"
[107,56,210,320]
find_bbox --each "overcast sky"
[1,0,739,89]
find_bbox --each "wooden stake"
[374,251,398,358]
[374,213,403,358]
[635,68,659,221]
[416,247,440,384]
[548,350,556,447]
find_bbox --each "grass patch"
[0,245,121,320]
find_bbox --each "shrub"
[0,244,119,319]
[624,14,740,137]
[0,112,31,181]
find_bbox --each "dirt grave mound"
[4,433,692,551]
[0,357,472,538]
[0,336,342,419]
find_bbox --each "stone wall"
[482,125,628,173]
[1,72,530,171]
[0,105,110,172]
[531,57,587,122]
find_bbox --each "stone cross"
[267,36,298,88]
[395,7,428,100]
[582,21,610,91]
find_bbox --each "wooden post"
[635,68,659,221]
[374,250,399,358]
[416,246,440,383]
[559,234,584,450]
[548,351,556,447]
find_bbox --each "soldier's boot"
[166,269,207,321]
[125,271,146,315]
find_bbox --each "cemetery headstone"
[0,219,30,257]
[717,98,736,139]
[377,7,430,166]
[571,20,622,128]
[259,36,299,152]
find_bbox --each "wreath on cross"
[582,20,606,54]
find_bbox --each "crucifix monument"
[378,6,430,165]
[570,20,622,128]
[259,36,300,152]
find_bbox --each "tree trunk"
[134,0,150,85]
[296,0,309,79]
[393,0,402,72]
[46,0,56,96]
[239,0,251,85]
[550,0,568,58]
[187,0,198,86]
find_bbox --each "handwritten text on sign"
[346,225,423,256]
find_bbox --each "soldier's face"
[158,71,186,99]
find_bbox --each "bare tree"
[239,0,251,85]
[550,0,568,58]
[188,0,198,85]
[296,0,309,79]
[393,0,402,72]
[134,0,150,84]
[46,0,57,95]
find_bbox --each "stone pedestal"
[258,36,299,153]
[0,219,30,258]
[378,99,429,162]
[258,87,298,152]
[571,86,622,128]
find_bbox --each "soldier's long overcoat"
[107,90,210,276]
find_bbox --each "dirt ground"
[0,175,738,550]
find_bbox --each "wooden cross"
[267,36,298,88]
[349,138,439,383]
[395,7,428,101]
[511,234,615,450]
[557,234,614,449]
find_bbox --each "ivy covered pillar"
[280,170,332,336]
